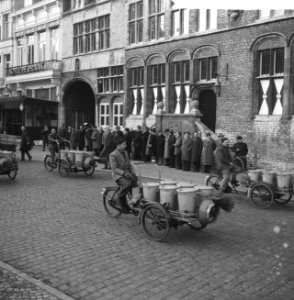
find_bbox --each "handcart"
[206,167,293,209]
[0,150,18,180]
[101,163,234,242]
[44,141,99,177]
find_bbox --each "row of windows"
[73,15,110,54]
[128,1,218,44]
[97,66,124,93]
[100,103,123,126]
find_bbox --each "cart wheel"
[141,203,170,242]
[8,169,17,180]
[102,187,122,218]
[58,159,69,178]
[274,192,292,204]
[206,175,221,190]
[249,183,274,208]
[187,219,207,230]
[44,156,54,172]
[84,163,95,176]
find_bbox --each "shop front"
[0,96,58,139]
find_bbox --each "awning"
[0,96,58,110]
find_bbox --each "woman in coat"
[173,131,182,170]
[181,132,193,171]
[201,132,216,173]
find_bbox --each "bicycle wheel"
[206,175,221,190]
[102,187,122,218]
[8,168,17,180]
[141,203,170,242]
[44,156,54,172]
[249,183,274,208]
[233,157,245,173]
[274,192,292,204]
[58,159,70,177]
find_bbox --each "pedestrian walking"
[20,125,32,161]
[181,132,193,171]
[191,131,203,172]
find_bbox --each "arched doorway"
[199,90,216,132]
[63,80,95,128]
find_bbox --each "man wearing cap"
[109,137,138,211]
[215,138,238,192]
[231,136,248,170]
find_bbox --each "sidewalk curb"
[0,260,75,300]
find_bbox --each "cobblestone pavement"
[0,147,294,299]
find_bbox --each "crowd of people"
[41,123,249,177]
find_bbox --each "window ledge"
[254,114,282,121]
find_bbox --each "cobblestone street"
[0,149,294,299]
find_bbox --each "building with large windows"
[60,0,126,129]
[0,0,61,138]
[1,1,294,167]
[124,4,294,168]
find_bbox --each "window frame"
[128,1,143,44]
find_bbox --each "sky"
[171,0,293,9]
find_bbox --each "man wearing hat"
[109,137,138,211]
[231,135,248,170]
[215,138,238,192]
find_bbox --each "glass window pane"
[274,48,284,74]
[260,50,270,75]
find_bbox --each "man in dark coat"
[20,125,32,161]
[215,138,237,192]
[132,125,142,160]
[76,124,85,151]
[156,131,165,165]
[124,128,132,158]
[84,123,94,151]
[231,135,248,170]
[168,130,175,168]
[191,132,203,172]
[57,123,67,150]
[145,128,157,162]
[141,126,149,162]
[100,126,115,169]
[109,137,138,211]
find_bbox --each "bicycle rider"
[109,137,139,211]
[214,137,238,192]
[48,128,59,161]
